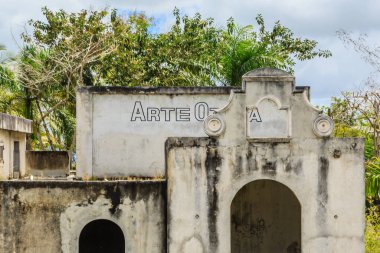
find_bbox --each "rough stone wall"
[166,137,365,253]
[0,181,166,253]
[25,151,69,178]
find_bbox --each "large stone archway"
[231,179,301,253]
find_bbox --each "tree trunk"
[24,87,34,149]
[35,123,44,150]
[36,100,54,150]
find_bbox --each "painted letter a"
[249,108,262,122]
[131,101,146,121]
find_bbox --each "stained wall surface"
[25,151,69,178]
[166,138,365,253]
[0,181,166,253]
[164,68,365,253]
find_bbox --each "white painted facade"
[77,88,232,178]
[0,113,32,179]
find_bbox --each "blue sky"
[1,0,379,106]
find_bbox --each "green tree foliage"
[150,8,222,86]
[1,7,331,151]
[0,45,38,149]
[18,8,116,150]
[367,157,380,198]
[0,45,20,115]
[219,15,331,86]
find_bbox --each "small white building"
[0,113,32,179]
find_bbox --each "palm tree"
[219,23,288,86]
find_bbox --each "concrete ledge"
[0,113,32,133]
[0,179,166,188]
[78,86,238,95]
[243,68,295,82]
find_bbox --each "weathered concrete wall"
[163,66,364,253]
[0,129,27,179]
[0,113,32,134]
[25,151,69,178]
[72,68,365,253]
[76,87,232,178]
[0,181,166,253]
[166,137,365,253]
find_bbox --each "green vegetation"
[0,7,330,151]
[366,204,380,252]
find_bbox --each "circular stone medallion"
[203,114,226,137]
[313,115,334,137]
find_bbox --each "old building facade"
[0,68,364,253]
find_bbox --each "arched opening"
[79,219,125,253]
[231,180,301,253]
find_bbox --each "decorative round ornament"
[203,114,226,137]
[313,115,334,137]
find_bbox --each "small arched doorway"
[79,219,125,253]
[231,180,301,253]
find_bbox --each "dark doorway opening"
[13,141,20,173]
[231,180,301,253]
[79,219,125,253]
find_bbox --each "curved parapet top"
[243,68,292,77]
[242,68,294,83]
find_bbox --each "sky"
[1,0,379,106]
